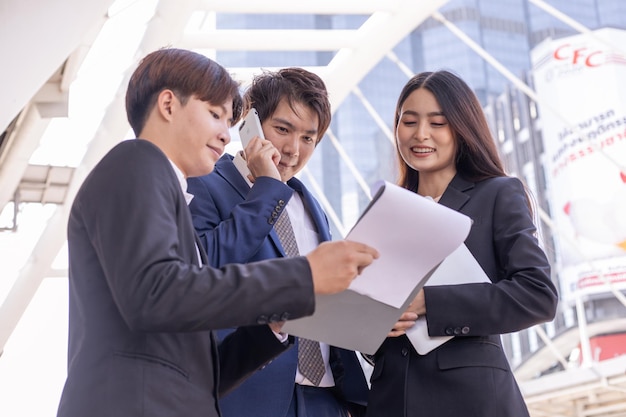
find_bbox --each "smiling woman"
[395,87,458,197]
[365,70,558,417]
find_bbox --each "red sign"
[553,43,603,67]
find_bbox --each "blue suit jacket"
[188,154,369,417]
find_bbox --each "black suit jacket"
[57,140,316,417]
[366,175,558,417]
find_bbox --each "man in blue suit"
[188,67,369,417]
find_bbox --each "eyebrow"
[218,103,229,115]
[402,110,445,117]
[216,103,235,125]
[272,117,318,135]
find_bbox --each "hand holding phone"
[238,108,265,149]
[237,108,281,181]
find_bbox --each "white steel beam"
[0,106,51,215]
[0,0,197,354]
[0,0,113,134]
[323,0,449,111]
[191,0,400,14]
[182,29,359,51]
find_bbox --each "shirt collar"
[168,159,194,205]
[233,151,254,188]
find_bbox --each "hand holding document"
[406,244,490,354]
[282,181,472,355]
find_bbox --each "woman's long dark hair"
[394,70,506,192]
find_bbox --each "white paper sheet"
[281,279,430,355]
[282,181,472,354]
[406,243,491,355]
[345,181,471,308]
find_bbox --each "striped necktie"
[274,210,326,386]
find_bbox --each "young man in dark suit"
[56,48,378,417]
[188,68,370,417]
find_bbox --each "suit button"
[278,199,285,206]
[280,312,290,321]
[269,314,281,323]
[445,327,454,336]
[453,327,462,335]
[256,315,268,325]
[401,347,409,357]
[461,326,470,335]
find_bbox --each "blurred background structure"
[1,1,625,416]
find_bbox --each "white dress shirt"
[168,159,202,266]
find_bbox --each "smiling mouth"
[208,145,223,155]
[411,147,435,154]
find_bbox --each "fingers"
[243,135,263,153]
[268,321,285,334]
[306,240,379,295]
[329,240,378,273]
[245,138,281,180]
[407,289,426,315]
[388,313,418,337]
[346,241,378,276]
[270,147,281,166]
[246,137,277,157]
[399,312,418,322]
[394,316,418,331]
[344,239,380,259]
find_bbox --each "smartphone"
[238,108,265,149]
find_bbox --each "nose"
[415,121,429,141]
[283,134,299,157]
[218,122,231,145]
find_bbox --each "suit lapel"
[215,161,331,252]
[288,178,331,242]
[216,154,296,256]
[215,154,251,199]
[439,174,474,212]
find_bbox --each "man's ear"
[156,89,176,120]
